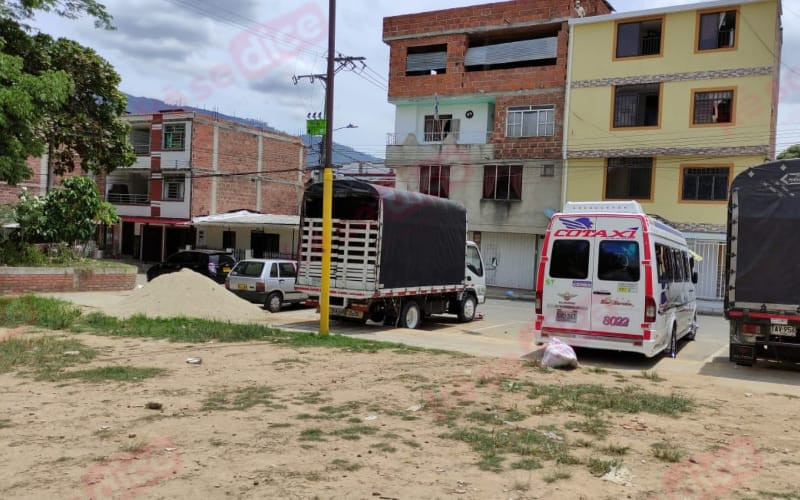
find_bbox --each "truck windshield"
[549,240,590,279]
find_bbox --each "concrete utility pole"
[319,0,336,336]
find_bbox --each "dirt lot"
[1,324,799,499]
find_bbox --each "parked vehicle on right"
[225,259,307,312]
[726,159,800,366]
[146,249,236,284]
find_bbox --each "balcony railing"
[386,130,493,145]
[132,143,150,156]
[107,193,149,204]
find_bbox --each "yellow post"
[319,166,333,336]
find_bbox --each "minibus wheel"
[665,325,678,358]
[686,313,698,341]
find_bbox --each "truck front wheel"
[458,294,477,323]
[399,300,422,329]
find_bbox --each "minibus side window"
[549,240,590,279]
[656,244,669,282]
[598,240,640,282]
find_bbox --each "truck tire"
[369,303,386,324]
[265,292,282,313]
[399,300,423,329]
[458,294,477,323]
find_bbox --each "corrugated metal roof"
[192,210,299,226]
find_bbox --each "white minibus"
[534,201,698,358]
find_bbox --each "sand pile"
[104,268,268,323]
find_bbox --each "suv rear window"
[549,240,590,279]
[233,261,265,277]
[598,240,640,282]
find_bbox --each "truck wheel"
[458,294,477,323]
[399,300,422,329]
[369,303,386,324]
[265,292,282,313]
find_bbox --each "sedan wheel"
[265,292,282,313]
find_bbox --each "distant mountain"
[124,94,382,167]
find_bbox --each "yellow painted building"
[564,0,781,302]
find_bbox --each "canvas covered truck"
[295,180,486,329]
[726,159,800,366]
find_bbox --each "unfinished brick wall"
[493,92,565,160]
[190,118,303,217]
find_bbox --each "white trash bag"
[542,337,579,368]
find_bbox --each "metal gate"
[480,232,538,290]
[687,240,726,300]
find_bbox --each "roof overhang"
[570,0,768,25]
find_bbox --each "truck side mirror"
[692,271,698,284]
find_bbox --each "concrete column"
[211,124,219,214]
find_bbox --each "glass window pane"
[616,22,641,57]
[598,241,640,282]
[550,240,590,279]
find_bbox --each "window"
[605,158,653,200]
[692,89,734,125]
[419,165,450,198]
[232,261,264,278]
[162,175,185,201]
[465,31,558,71]
[506,106,554,137]
[656,245,692,283]
[466,245,483,277]
[483,165,522,200]
[681,166,730,201]
[278,262,296,278]
[698,10,736,51]
[615,18,663,58]
[541,164,555,177]
[222,230,236,249]
[549,240,590,279]
[613,84,660,128]
[424,114,459,142]
[163,124,186,150]
[269,263,278,278]
[598,240,640,282]
[406,44,447,76]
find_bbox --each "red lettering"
[554,229,637,239]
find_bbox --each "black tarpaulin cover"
[727,159,800,308]
[303,180,467,290]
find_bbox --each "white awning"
[192,210,299,227]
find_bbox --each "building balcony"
[107,192,150,205]
[132,143,150,156]
[386,130,493,146]
[385,132,495,168]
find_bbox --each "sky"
[31,0,800,160]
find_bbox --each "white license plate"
[771,324,796,336]
[556,309,577,323]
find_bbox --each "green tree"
[0,0,112,29]
[0,1,133,186]
[15,175,118,244]
[777,144,800,160]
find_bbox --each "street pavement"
[39,284,800,394]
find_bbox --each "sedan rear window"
[279,263,297,278]
[549,240,590,279]
[232,261,265,277]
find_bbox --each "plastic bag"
[541,337,579,368]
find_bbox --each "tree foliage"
[0,0,113,29]
[14,175,119,244]
[0,1,133,185]
[777,144,800,160]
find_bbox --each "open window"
[424,114,459,142]
[697,9,736,51]
[692,88,734,125]
[615,17,663,58]
[465,26,558,71]
[406,44,447,76]
[681,166,730,201]
[483,165,522,201]
[613,84,660,128]
[605,157,653,200]
[419,165,450,198]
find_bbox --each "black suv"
[146,250,236,283]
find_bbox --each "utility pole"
[319,0,336,337]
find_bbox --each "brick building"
[1,110,306,262]
[383,0,613,290]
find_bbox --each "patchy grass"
[510,458,542,470]
[564,417,610,439]
[543,469,572,484]
[299,428,325,442]
[370,442,397,453]
[757,491,800,499]
[329,459,361,472]
[267,422,291,429]
[272,357,309,367]
[294,391,328,405]
[402,439,421,449]
[318,401,363,418]
[651,441,684,463]
[120,440,148,454]
[397,373,429,383]
[202,385,283,411]
[635,371,666,382]
[331,425,377,441]
[0,335,96,379]
[60,366,165,383]
[600,444,630,456]
[209,438,225,447]
[587,457,621,477]
[0,419,11,429]
[528,383,693,417]
[585,366,609,374]
[0,295,82,330]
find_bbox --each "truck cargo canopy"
[728,159,800,309]
[303,180,467,289]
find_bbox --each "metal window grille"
[693,90,733,124]
[163,124,186,151]
[682,167,729,200]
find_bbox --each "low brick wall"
[0,265,137,295]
